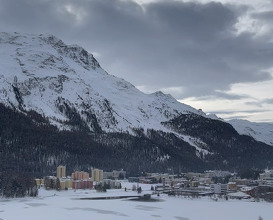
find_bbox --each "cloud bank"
[0,0,273,121]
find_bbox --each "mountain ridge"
[0,32,207,134]
[228,119,273,146]
[0,32,273,175]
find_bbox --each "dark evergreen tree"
[56,178,61,191]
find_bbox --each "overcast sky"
[0,0,273,122]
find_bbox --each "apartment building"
[91,169,104,182]
[210,183,228,194]
[72,171,89,180]
[57,165,66,179]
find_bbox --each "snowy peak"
[0,32,101,81]
[42,34,100,70]
[0,32,203,134]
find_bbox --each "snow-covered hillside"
[228,119,273,146]
[0,32,203,133]
[0,32,272,147]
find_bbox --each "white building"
[103,170,126,179]
[259,170,273,186]
[210,183,228,194]
[112,170,126,179]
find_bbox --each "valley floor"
[0,182,272,220]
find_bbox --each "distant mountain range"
[0,32,272,176]
[228,119,273,146]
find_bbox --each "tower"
[57,165,66,179]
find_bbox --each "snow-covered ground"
[0,182,272,220]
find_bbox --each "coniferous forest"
[1,103,273,198]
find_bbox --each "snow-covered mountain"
[0,32,272,147]
[2,32,273,175]
[0,32,205,132]
[228,119,273,146]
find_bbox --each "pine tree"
[56,178,61,191]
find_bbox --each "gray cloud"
[264,98,273,104]
[246,98,273,107]
[186,91,250,102]
[252,10,273,21]
[0,0,273,99]
[210,109,270,115]
[245,101,263,107]
[208,108,273,121]
[224,115,253,121]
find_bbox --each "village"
[35,166,273,202]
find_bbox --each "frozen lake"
[0,183,272,220]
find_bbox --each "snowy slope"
[228,119,273,146]
[0,32,203,134]
[0,32,272,148]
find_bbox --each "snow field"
[0,182,272,220]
